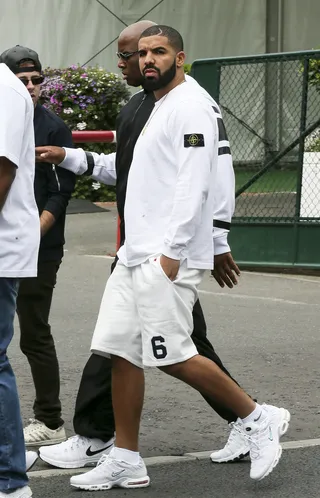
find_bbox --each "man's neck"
[154,72,185,100]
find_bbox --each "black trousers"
[16,260,63,430]
[73,299,240,442]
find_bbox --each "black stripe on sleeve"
[84,152,94,176]
[213,220,231,230]
[218,146,231,156]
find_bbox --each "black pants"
[73,299,240,442]
[16,260,63,430]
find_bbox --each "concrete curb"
[28,438,320,479]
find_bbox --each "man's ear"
[176,51,186,68]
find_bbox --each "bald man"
[38,20,250,471]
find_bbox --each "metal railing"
[191,50,320,268]
[191,50,320,224]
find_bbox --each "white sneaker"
[0,486,32,498]
[244,404,291,480]
[24,418,66,447]
[26,451,38,471]
[70,454,150,491]
[210,420,250,463]
[39,435,114,469]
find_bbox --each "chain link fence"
[199,51,320,222]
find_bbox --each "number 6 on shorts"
[151,336,167,359]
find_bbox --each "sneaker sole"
[26,454,39,472]
[70,475,150,491]
[25,436,67,448]
[16,487,33,498]
[210,449,250,463]
[39,453,100,469]
[254,408,291,481]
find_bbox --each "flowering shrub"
[40,65,130,201]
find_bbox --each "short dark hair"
[139,25,184,52]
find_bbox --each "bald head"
[117,20,157,87]
[119,20,157,44]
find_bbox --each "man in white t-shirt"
[65,25,290,492]
[0,62,40,498]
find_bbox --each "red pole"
[72,130,116,143]
[70,130,119,253]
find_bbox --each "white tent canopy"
[0,0,319,73]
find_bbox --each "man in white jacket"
[37,25,290,492]
[36,20,251,473]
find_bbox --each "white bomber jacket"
[59,76,235,259]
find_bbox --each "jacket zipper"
[52,165,61,191]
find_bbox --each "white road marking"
[242,271,320,285]
[84,254,115,259]
[198,289,318,306]
[29,438,320,478]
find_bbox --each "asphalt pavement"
[29,447,320,498]
[8,208,320,497]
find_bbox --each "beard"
[142,60,177,91]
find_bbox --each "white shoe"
[210,420,250,463]
[0,486,32,498]
[24,419,66,447]
[26,451,38,471]
[39,435,114,469]
[244,404,291,480]
[70,454,150,491]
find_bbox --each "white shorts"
[90,256,204,368]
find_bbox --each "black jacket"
[34,104,76,262]
[115,90,155,246]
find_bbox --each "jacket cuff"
[162,243,183,260]
[60,148,87,174]
[43,196,65,219]
[213,232,231,255]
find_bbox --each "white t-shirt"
[117,81,219,270]
[0,63,40,277]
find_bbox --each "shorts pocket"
[149,256,175,284]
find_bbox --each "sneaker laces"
[224,421,244,449]
[97,454,112,466]
[243,433,260,460]
[241,419,270,460]
[25,418,45,434]
[67,435,91,450]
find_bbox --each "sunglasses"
[116,51,139,60]
[18,75,44,86]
